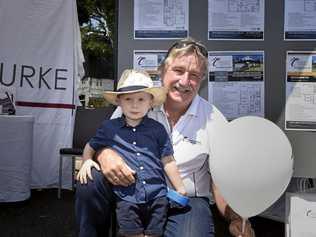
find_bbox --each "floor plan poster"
[285,52,316,131]
[133,50,167,86]
[134,0,188,39]
[208,0,264,40]
[208,51,264,120]
[284,0,316,40]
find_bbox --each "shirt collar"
[152,104,164,113]
[185,95,199,117]
[152,95,200,117]
[117,115,150,128]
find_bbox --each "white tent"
[0,0,84,188]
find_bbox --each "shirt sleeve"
[157,123,174,158]
[88,120,109,151]
[207,104,228,172]
[89,108,120,150]
[110,106,122,119]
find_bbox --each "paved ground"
[0,189,75,237]
[0,189,284,237]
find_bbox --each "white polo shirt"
[111,95,227,201]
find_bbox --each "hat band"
[117,85,148,92]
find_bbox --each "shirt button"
[133,141,136,145]
[142,181,146,185]
[136,153,140,156]
[132,128,136,132]
[140,166,144,170]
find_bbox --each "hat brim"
[103,87,167,107]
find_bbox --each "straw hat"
[103,69,167,106]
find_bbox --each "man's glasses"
[166,40,208,58]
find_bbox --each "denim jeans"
[75,168,115,237]
[75,169,215,237]
[164,197,215,237]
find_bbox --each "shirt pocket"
[174,136,209,169]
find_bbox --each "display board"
[117,0,316,178]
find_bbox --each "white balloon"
[210,116,293,218]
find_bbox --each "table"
[260,177,315,222]
[285,190,316,237]
[0,115,34,202]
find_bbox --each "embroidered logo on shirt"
[183,136,201,144]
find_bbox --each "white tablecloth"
[0,115,34,202]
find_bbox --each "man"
[75,37,255,237]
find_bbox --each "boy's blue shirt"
[89,115,174,203]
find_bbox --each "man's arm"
[82,143,96,162]
[212,182,229,216]
[212,183,255,237]
[95,148,136,186]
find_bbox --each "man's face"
[162,54,204,109]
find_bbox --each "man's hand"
[225,206,255,237]
[229,218,255,237]
[176,186,187,196]
[96,148,136,186]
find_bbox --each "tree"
[76,0,115,78]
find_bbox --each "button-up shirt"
[89,116,173,203]
[112,95,227,203]
[149,96,227,202]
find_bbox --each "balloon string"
[242,218,246,235]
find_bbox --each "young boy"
[76,69,186,237]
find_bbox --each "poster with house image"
[133,50,167,87]
[208,51,264,120]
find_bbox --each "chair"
[57,105,116,199]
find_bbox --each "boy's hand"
[176,187,187,196]
[76,159,100,184]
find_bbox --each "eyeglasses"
[166,40,208,58]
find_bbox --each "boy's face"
[116,91,153,126]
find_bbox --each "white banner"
[0,0,84,188]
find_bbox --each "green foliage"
[88,97,111,108]
[76,0,115,78]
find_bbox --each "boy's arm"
[162,155,186,196]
